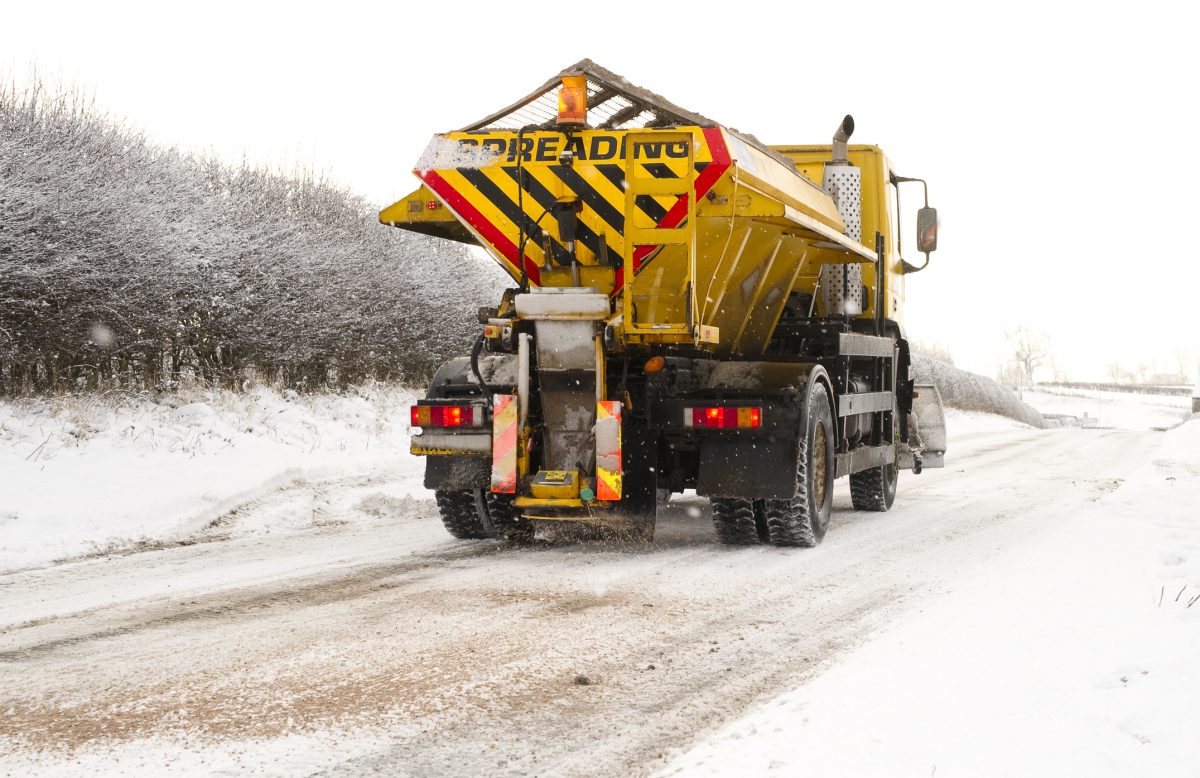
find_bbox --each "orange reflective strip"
[595,400,622,501]
[490,394,518,494]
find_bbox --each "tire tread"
[764,389,833,548]
[711,498,761,545]
[849,468,888,511]
[435,489,492,539]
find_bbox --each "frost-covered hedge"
[912,354,1044,427]
[0,82,504,394]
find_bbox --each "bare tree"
[1106,362,1124,384]
[1005,326,1050,387]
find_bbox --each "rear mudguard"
[653,363,832,500]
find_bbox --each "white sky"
[3,0,1197,381]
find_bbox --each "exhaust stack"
[831,114,854,165]
[821,114,864,316]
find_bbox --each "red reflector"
[426,200,441,210]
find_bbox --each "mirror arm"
[891,174,929,207]
[892,174,935,272]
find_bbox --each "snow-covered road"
[0,418,1170,776]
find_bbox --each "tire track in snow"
[0,426,1164,777]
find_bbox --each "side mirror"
[917,207,938,253]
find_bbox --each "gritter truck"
[381,60,947,546]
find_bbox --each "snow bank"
[663,419,1200,777]
[912,354,1045,427]
[0,384,420,573]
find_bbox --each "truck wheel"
[484,491,535,542]
[435,489,494,539]
[710,498,771,545]
[764,387,835,547]
[849,460,898,511]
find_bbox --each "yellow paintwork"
[514,496,586,509]
[770,144,906,323]
[623,130,697,337]
[379,184,461,226]
[530,469,581,499]
[383,129,908,353]
[410,443,481,456]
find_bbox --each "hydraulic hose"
[470,333,492,409]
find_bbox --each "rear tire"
[764,386,835,547]
[483,491,535,542]
[710,498,770,545]
[850,461,898,511]
[435,489,494,539]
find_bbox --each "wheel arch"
[804,363,837,432]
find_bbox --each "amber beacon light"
[557,76,587,127]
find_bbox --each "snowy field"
[0,384,421,573]
[662,415,1200,777]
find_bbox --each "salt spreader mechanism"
[381,59,947,545]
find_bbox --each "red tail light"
[410,404,481,428]
[683,406,762,429]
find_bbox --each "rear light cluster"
[410,404,484,429]
[683,406,762,429]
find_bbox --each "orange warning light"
[557,76,587,127]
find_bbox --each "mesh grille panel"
[472,78,686,131]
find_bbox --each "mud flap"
[424,456,490,490]
[697,438,799,499]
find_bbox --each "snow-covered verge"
[943,406,1033,435]
[0,384,420,573]
[912,355,1045,428]
[1022,385,1192,431]
[662,416,1200,777]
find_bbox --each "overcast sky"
[3,1,1196,381]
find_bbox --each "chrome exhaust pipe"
[831,114,855,165]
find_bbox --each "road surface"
[0,423,1162,775]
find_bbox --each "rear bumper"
[411,432,491,456]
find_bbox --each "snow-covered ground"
[0,384,420,573]
[1,388,1195,776]
[1021,385,1192,431]
[0,397,1036,577]
[943,407,1033,435]
[662,415,1200,777]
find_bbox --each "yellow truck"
[383,60,946,545]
